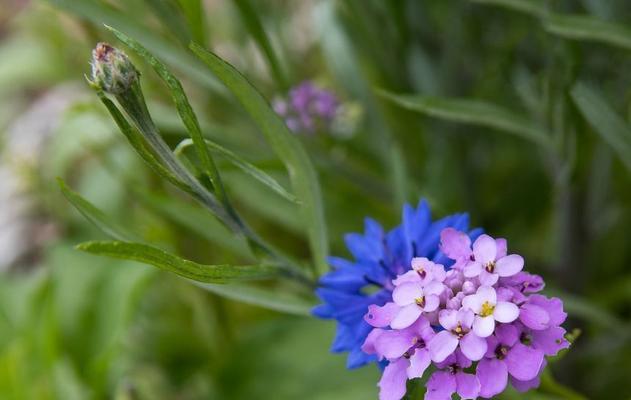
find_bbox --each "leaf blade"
[190,43,329,275]
[570,82,631,173]
[380,91,553,148]
[76,241,281,283]
[544,14,631,52]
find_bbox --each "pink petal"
[459,332,487,361]
[505,343,544,381]
[407,349,431,379]
[473,234,497,264]
[476,286,497,305]
[510,375,541,392]
[438,309,458,330]
[494,301,520,323]
[457,308,475,329]
[365,303,400,328]
[495,323,519,347]
[463,261,483,278]
[439,228,471,260]
[374,330,416,359]
[495,238,507,258]
[361,328,383,355]
[426,371,456,400]
[519,303,550,330]
[424,281,445,296]
[423,295,440,312]
[390,303,423,329]
[392,270,419,286]
[392,282,423,306]
[378,358,409,400]
[429,330,459,362]
[531,326,569,356]
[473,315,495,338]
[476,358,508,398]
[456,371,481,399]
[478,270,499,286]
[430,264,447,282]
[495,254,524,277]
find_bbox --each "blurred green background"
[1,0,630,399]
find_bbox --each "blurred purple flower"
[273,81,340,134]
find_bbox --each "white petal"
[495,254,524,277]
[424,281,445,296]
[423,295,440,312]
[392,282,423,306]
[494,301,520,323]
[473,234,497,264]
[476,286,497,306]
[473,315,495,338]
[461,294,482,313]
[479,270,498,286]
[390,303,423,329]
[438,309,458,330]
[464,262,483,278]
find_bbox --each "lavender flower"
[358,226,569,400]
[273,81,340,134]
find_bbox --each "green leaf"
[195,282,315,316]
[76,241,281,283]
[176,0,207,45]
[544,14,631,52]
[570,82,631,173]
[233,0,287,88]
[469,0,548,18]
[174,138,299,204]
[107,27,224,198]
[95,91,195,195]
[57,178,139,242]
[144,0,191,45]
[379,91,553,148]
[190,43,329,275]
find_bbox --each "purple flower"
[425,350,481,400]
[461,286,519,337]
[363,318,435,400]
[273,81,340,134]
[461,234,524,285]
[428,308,488,362]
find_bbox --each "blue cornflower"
[313,200,482,369]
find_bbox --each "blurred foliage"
[0,0,630,398]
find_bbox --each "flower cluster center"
[480,301,495,317]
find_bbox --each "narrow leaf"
[58,178,138,242]
[107,27,224,197]
[380,91,553,148]
[175,138,299,204]
[76,241,280,283]
[233,0,287,88]
[571,82,631,173]
[469,0,548,18]
[190,43,329,275]
[545,14,631,52]
[96,91,195,194]
[195,282,315,316]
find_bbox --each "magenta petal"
[374,330,416,359]
[407,349,431,379]
[429,330,459,363]
[379,358,409,400]
[519,303,550,330]
[510,375,541,392]
[531,326,569,356]
[505,343,544,381]
[529,295,567,326]
[460,332,487,361]
[425,371,456,400]
[361,328,383,355]
[495,254,524,277]
[473,234,497,265]
[495,323,519,347]
[440,228,472,260]
[456,371,481,399]
[390,303,423,329]
[476,358,508,398]
[365,303,400,328]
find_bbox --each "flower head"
[312,200,481,368]
[354,225,569,400]
[90,43,139,95]
[274,81,340,134]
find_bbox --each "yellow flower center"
[480,301,495,317]
[415,296,426,307]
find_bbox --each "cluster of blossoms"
[273,81,340,134]
[314,201,569,399]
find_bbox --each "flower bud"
[90,42,138,95]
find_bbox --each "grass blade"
[380,91,553,148]
[58,178,139,242]
[195,282,315,316]
[107,27,225,198]
[571,82,631,173]
[545,14,631,52]
[469,0,548,18]
[190,43,329,275]
[76,241,281,283]
[233,0,287,88]
[174,138,299,204]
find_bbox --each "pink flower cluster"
[362,228,569,400]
